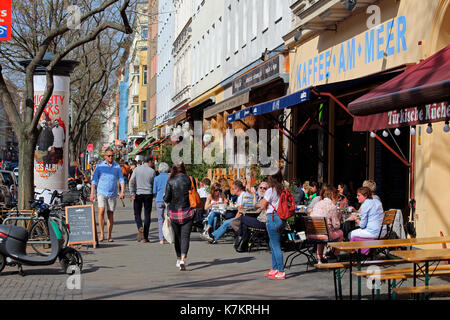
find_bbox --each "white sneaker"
[200,231,213,242]
[179,260,186,271]
[176,260,181,268]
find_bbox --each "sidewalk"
[1,199,449,300]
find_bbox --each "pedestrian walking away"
[153,162,170,244]
[129,155,156,243]
[90,148,125,243]
[163,162,195,271]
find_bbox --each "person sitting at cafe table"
[201,180,253,244]
[348,187,385,240]
[201,182,228,237]
[337,182,350,208]
[305,181,319,205]
[234,182,269,250]
[309,187,343,263]
[362,179,381,203]
[306,183,330,214]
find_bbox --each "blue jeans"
[212,217,236,241]
[266,213,285,272]
[207,210,222,232]
[156,201,166,241]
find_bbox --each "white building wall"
[156,0,175,125]
[172,0,193,109]
[221,0,291,83]
[190,0,225,100]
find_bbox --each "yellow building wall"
[288,0,441,93]
[287,0,450,242]
[138,50,148,133]
[414,0,450,246]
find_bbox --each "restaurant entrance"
[374,127,410,212]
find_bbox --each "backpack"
[270,189,296,221]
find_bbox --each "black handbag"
[406,199,416,238]
[234,235,248,253]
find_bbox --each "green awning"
[128,137,155,159]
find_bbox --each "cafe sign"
[232,55,281,94]
[353,101,450,132]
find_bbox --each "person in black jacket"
[163,162,195,271]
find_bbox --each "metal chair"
[284,216,336,270]
[373,209,398,258]
[378,209,397,240]
[247,227,268,252]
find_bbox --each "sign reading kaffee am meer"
[0,0,11,41]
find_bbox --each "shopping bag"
[163,211,175,244]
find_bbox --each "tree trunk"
[18,130,37,210]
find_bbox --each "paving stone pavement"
[1,199,449,300]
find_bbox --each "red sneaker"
[268,272,286,280]
[264,269,278,277]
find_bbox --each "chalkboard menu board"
[65,205,97,248]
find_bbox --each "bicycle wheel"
[29,220,52,256]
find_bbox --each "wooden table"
[391,248,450,298]
[328,236,450,300]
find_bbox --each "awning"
[167,109,187,126]
[204,90,250,119]
[226,106,252,123]
[353,101,449,132]
[226,64,409,124]
[349,45,450,116]
[128,137,155,159]
[142,137,167,150]
[227,89,310,123]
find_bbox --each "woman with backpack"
[258,170,286,280]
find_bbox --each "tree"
[68,29,124,163]
[0,0,133,209]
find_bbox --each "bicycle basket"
[61,190,81,204]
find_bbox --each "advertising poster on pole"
[34,75,70,192]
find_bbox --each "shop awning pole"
[374,135,411,167]
[312,88,412,167]
[296,117,311,136]
[238,119,250,130]
[311,89,355,119]
[262,114,296,143]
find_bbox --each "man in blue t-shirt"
[90,148,125,242]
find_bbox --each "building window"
[252,0,257,40]
[143,66,148,85]
[234,1,239,54]
[217,16,222,67]
[142,101,147,123]
[263,0,269,32]
[141,27,148,40]
[275,0,282,23]
[242,0,247,47]
[211,24,215,72]
[226,5,231,59]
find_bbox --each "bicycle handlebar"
[34,189,52,195]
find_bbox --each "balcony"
[286,0,378,43]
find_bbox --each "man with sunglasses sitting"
[233,182,269,251]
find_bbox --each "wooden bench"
[393,284,450,295]
[352,266,450,299]
[315,259,409,300]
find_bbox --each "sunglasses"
[260,187,267,190]
[106,155,114,158]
